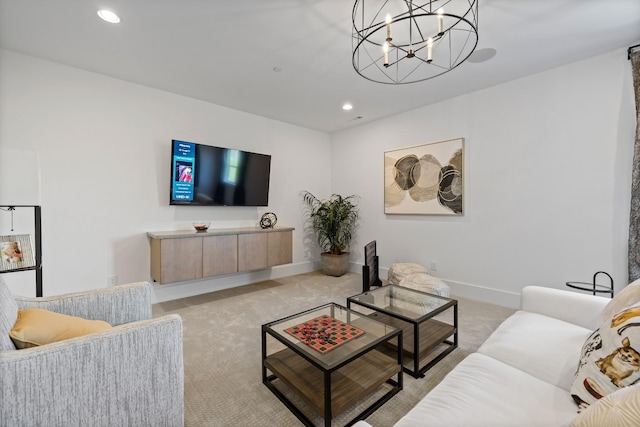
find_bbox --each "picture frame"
[384,138,464,215]
[0,234,35,272]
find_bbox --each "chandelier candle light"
[352,0,479,84]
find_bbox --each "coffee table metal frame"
[262,302,403,427]
[347,285,458,378]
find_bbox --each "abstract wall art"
[384,138,464,215]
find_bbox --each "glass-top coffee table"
[347,285,458,378]
[262,303,403,427]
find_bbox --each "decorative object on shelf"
[0,234,35,272]
[0,205,43,297]
[566,271,614,298]
[352,0,479,84]
[301,191,360,277]
[259,212,278,229]
[385,138,464,215]
[192,222,211,232]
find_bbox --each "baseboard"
[151,261,315,303]
[443,279,520,309]
[152,261,522,308]
[348,261,520,309]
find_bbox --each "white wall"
[0,49,332,301]
[332,48,636,307]
[1,48,635,308]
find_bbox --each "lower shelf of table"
[368,312,455,361]
[264,347,401,418]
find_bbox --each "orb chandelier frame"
[352,0,479,84]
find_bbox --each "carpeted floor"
[152,271,516,427]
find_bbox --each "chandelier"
[352,0,479,84]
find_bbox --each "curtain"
[629,47,640,281]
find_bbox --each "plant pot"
[321,252,350,277]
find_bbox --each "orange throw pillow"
[9,308,112,349]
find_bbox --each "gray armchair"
[0,277,184,426]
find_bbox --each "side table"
[566,271,614,298]
[347,285,457,378]
[262,303,403,427]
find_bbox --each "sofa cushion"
[394,353,579,427]
[597,279,640,325]
[9,308,112,349]
[478,310,593,391]
[0,277,18,351]
[570,301,640,409]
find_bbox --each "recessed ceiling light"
[97,10,121,24]
[342,103,353,111]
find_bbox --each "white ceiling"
[1,1,639,134]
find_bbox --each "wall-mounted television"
[170,140,271,206]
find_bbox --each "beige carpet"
[153,271,515,427]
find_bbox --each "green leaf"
[300,191,360,255]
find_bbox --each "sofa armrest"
[521,286,609,330]
[0,314,183,426]
[14,282,152,325]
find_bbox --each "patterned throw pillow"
[571,302,640,411]
[597,279,640,325]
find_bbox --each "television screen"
[170,140,271,206]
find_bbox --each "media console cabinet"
[148,227,294,284]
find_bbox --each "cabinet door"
[267,230,293,267]
[155,237,203,284]
[203,234,238,277]
[237,233,268,272]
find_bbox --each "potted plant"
[301,191,360,277]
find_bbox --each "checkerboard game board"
[284,315,365,354]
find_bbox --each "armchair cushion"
[0,277,18,351]
[10,308,112,349]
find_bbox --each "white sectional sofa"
[357,285,640,427]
